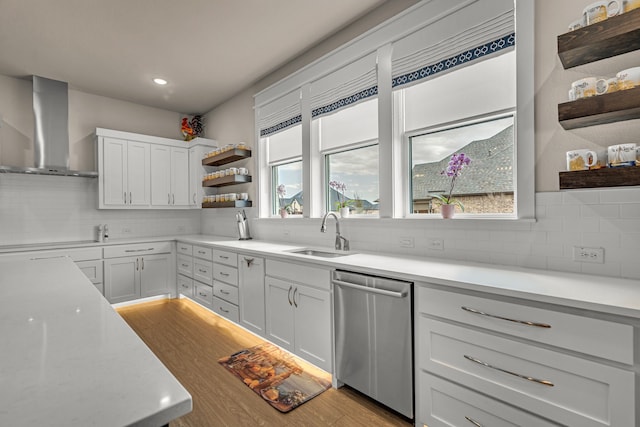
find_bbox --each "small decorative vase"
[279,208,288,218]
[339,207,350,218]
[440,204,455,219]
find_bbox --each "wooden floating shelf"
[202,175,252,188]
[558,8,640,69]
[202,149,252,167]
[202,200,252,209]
[558,86,640,129]
[559,167,640,189]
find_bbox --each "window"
[273,160,303,215]
[410,114,514,215]
[326,144,379,214]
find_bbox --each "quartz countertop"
[175,234,640,319]
[0,257,192,426]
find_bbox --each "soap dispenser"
[103,224,109,242]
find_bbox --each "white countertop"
[176,234,640,319]
[0,257,192,426]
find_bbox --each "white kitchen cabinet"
[104,254,171,303]
[264,271,332,372]
[189,144,211,208]
[238,255,265,337]
[415,284,637,427]
[151,145,190,207]
[101,137,151,208]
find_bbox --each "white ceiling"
[0,0,390,114]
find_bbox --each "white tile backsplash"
[2,174,638,281]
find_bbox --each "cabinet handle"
[181,284,189,288]
[193,193,197,204]
[172,194,175,205]
[463,355,554,387]
[461,306,551,329]
[464,416,483,427]
[168,193,171,204]
[293,287,298,308]
[199,292,207,297]
[129,192,132,204]
[124,192,127,204]
[287,286,293,306]
[136,258,139,271]
[219,255,229,260]
[125,248,155,253]
[220,290,230,295]
[181,263,189,268]
[219,307,229,313]
[198,269,207,273]
[219,272,229,277]
[141,257,144,270]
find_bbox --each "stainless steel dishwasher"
[332,270,413,419]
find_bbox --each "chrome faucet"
[320,212,350,251]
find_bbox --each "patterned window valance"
[258,90,301,137]
[392,3,514,90]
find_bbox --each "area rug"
[218,342,332,413]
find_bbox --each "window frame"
[270,158,303,217]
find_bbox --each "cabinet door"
[140,254,171,298]
[104,257,139,303]
[239,256,265,336]
[127,141,151,206]
[265,277,294,352]
[171,147,190,206]
[150,145,172,206]
[102,137,127,206]
[188,147,203,207]
[294,284,332,371]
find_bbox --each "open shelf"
[203,174,252,188]
[202,149,251,167]
[558,8,640,69]
[559,167,640,189]
[558,86,640,129]
[202,200,252,209]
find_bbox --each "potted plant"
[329,180,350,218]
[276,184,289,218]
[432,153,471,219]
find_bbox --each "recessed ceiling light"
[153,78,168,85]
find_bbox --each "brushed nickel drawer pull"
[287,286,293,306]
[219,307,229,313]
[181,263,189,268]
[219,255,229,259]
[125,248,155,253]
[220,290,230,295]
[198,269,207,273]
[465,416,483,427]
[461,306,551,328]
[219,272,229,276]
[464,355,554,387]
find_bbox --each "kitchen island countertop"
[0,257,192,426]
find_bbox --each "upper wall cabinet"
[96,128,216,210]
[557,9,640,129]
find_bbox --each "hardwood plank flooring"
[117,298,413,427]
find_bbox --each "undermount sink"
[289,248,353,258]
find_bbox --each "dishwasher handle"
[332,279,407,298]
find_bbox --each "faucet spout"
[320,212,348,251]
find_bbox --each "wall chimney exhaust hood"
[0,76,98,177]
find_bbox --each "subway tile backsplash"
[2,174,638,280]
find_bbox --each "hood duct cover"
[0,76,97,177]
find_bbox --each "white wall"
[201,0,640,280]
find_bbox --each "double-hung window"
[310,54,379,216]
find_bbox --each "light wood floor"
[117,298,413,427]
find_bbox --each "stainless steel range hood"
[0,76,98,177]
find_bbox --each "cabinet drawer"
[266,259,330,290]
[213,280,239,305]
[177,255,193,277]
[176,242,193,256]
[75,260,103,284]
[103,242,171,258]
[193,245,213,260]
[212,296,239,323]
[212,249,237,267]
[417,371,559,427]
[418,316,635,427]
[6,247,103,262]
[178,275,193,297]
[214,264,238,286]
[193,259,213,285]
[418,286,634,365]
[194,283,213,306]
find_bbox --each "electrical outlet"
[399,237,414,248]
[122,227,132,234]
[572,246,604,264]
[428,238,444,251]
